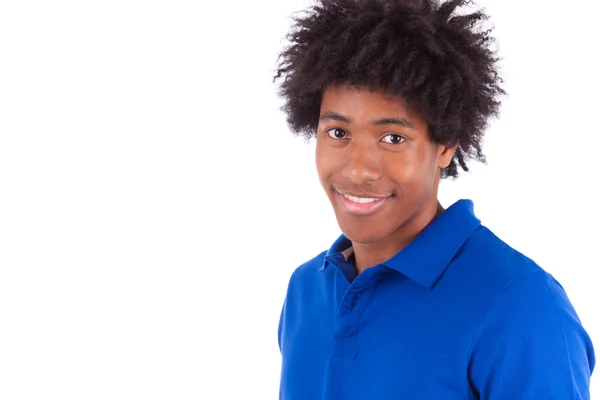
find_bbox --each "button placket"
[332,268,383,358]
[351,292,362,310]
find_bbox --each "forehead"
[320,83,423,125]
[321,84,412,117]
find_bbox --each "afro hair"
[273,0,505,178]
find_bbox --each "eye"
[381,134,405,144]
[326,128,348,140]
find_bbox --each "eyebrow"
[318,111,414,129]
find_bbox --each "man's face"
[316,84,456,245]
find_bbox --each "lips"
[335,189,391,216]
[342,194,383,204]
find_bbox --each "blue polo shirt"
[278,199,595,399]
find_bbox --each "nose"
[342,141,382,184]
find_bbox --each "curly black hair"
[273,0,505,178]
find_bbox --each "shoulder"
[283,249,328,296]
[278,249,329,348]
[464,228,596,397]
[447,224,587,330]
[467,267,595,398]
[456,223,591,344]
[455,225,545,291]
[294,249,328,277]
[288,250,327,281]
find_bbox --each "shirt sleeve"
[467,270,595,399]
[278,297,286,353]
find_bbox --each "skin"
[316,83,457,274]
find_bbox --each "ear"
[436,143,458,169]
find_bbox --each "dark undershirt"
[339,252,358,283]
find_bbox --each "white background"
[0,0,598,398]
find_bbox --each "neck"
[352,200,444,274]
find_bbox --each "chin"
[335,213,397,245]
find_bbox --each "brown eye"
[381,134,405,144]
[326,128,348,139]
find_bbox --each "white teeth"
[343,194,380,204]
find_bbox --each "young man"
[273,0,595,399]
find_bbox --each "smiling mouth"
[335,189,392,216]
[342,193,386,203]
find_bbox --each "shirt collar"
[319,234,354,271]
[319,199,481,288]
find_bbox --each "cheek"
[315,142,336,185]
[315,141,338,173]
[315,143,325,174]
[384,147,438,184]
